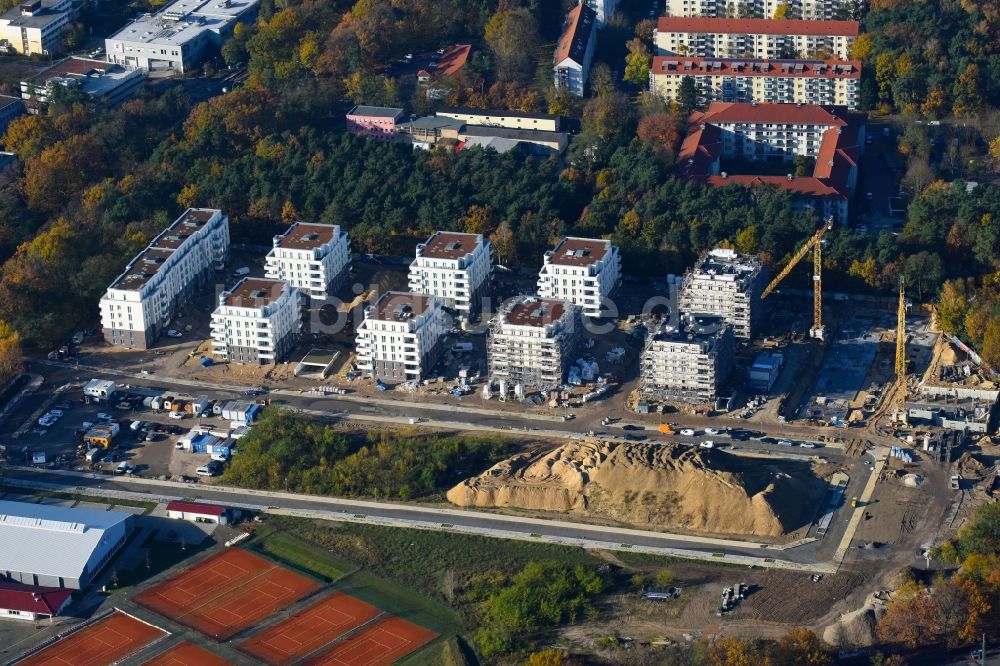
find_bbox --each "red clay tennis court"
[239,592,381,665]
[135,548,320,640]
[140,641,230,666]
[302,616,437,666]
[17,610,166,666]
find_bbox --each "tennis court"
[239,592,381,665]
[135,548,320,640]
[141,641,229,666]
[302,616,438,666]
[17,611,166,666]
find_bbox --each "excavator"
[760,218,834,341]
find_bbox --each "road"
[0,466,836,573]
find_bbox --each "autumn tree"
[636,113,680,163]
[766,628,831,665]
[484,6,540,83]
[490,220,518,266]
[952,64,985,116]
[0,320,23,384]
[624,38,651,86]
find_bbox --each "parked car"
[699,440,715,449]
[96,412,113,421]
[799,442,817,448]
[47,409,63,417]
[166,330,183,338]
[130,420,145,431]
[777,439,794,447]
[680,428,697,436]
[196,466,214,476]
[115,401,133,410]
[168,411,185,420]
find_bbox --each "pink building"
[346,105,404,140]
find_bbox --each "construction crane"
[760,218,834,341]
[894,279,908,422]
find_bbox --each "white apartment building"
[666,0,852,20]
[537,237,621,318]
[553,3,596,98]
[265,221,351,303]
[210,278,301,365]
[100,209,229,349]
[106,0,260,73]
[650,57,860,108]
[355,292,448,384]
[582,0,618,27]
[408,231,491,317]
[488,297,581,389]
[436,107,560,132]
[641,314,734,404]
[655,17,858,60]
[0,0,74,56]
[679,248,766,339]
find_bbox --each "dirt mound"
[447,440,824,537]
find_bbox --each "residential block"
[210,278,301,365]
[537,237,621,319]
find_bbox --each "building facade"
[537,237,621,318]
[437,107,560,132]
[650,57,859,108]
[582,0,619,27]
[0,94,24,136]
[0,0,74,56]
[345,105,404,139]
[641,315,734,404]
[106,0,260,73]
[655,17,858,60]
[265,221,351,302]
[488,297,581,390]
[677,102,865,224]
[408,231,491,317]
[553,4,596,97]
[0,501,131,589]
[21,58,143,113]
[679,248,766,339]
[666,0,853,20]
[210,278,301,365]
[355,292,448,384]
[100,208,229,350]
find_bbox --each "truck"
[86,448,102,465]
[150,395,164,410]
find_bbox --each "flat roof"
[504,298,567,327]
[652,57,860,79]
[417,231,482,260]
[0,500,131,581]
[0,94,22,111]
[108,0,258,46]
[24,57,140,98]
[369,291,435,321]
[438,107,559,122]
[0,0,71,28]
[166,501,224,516]
[657,17,860,36]
[548,237,610,266]
[273,221,339,250]
[460,125,567,143]
[347,105,403,118]
[110,208,221,291]
[399,115,464,132]
[220,278,288,307]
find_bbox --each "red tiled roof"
[437,44,471,77]
[657,17,859,36]
[703,174,845,198]
[651,57,860,79]
[166,501,225,516]
[0,582,72,615]
[690,101,852,126]
[555,4,597,66]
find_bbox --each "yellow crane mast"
[760,219,833,341]
[895,279,908,421]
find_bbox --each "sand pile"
[447,440,822,537]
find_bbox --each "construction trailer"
[83,423,119,447]
[83,379,116,401]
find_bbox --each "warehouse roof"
[0,581,72,615]
[0,501,130,581]
[166,501,225,516]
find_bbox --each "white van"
[232,267,250,277]
[116,461,130,474]
[196,466,213,476]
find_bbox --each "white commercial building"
[488,296,581,390]
[408,231,491,317]
[265,221,351,303]
[100,208,229,350]
[210,278,301,365]
[537,237,621,318]
[655,17,859,60]
[666,0,853,20]
[436,107,561,132]
[21,57,144,113]
[0,0,74,56]
[83,379,116,401]
[650,57,860,108]
[355,292,448,384]
[166,501,227,524]
[553,3,596,98]
[640,314,734,404]
[106,0,260,73]
[0,501,131,589]
[679,248,766,340]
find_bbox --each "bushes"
[221,408,513,499]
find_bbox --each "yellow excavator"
[760,218,834,341]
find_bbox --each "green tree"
[623,38,651,86]
[484,7,540,83]
[678,75,699,111]
[952,64,984,116]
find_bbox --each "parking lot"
[2,383,251,482]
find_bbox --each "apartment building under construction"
[641,314,735,404]
[487,297,581,389]
[679,248,767,339]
